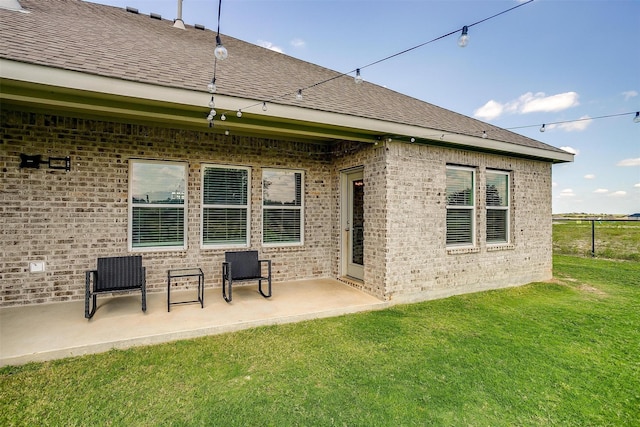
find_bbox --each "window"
[446,166,475,246]
[486,170,510,244]
[262,169,304,245]
[129,160,187,251]
[201,165,250,247]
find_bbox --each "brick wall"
[1,109,336,306]
[1,108,555,307]
[383,141,553,302]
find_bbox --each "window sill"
[487,244,515,252]
[447,246,480,255]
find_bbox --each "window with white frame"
[201,164,250,247]
[129,160,188,251]
[262,168,304,245]
[446,166,476,246]
[486,170,510,244]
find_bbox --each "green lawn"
[2,255,639,426]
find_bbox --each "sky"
[88,0,639,214]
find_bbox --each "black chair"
[222,251,272,302]
[85,256,147,319]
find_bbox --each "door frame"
[340,167,364,281]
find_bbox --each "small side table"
[167,268,204,312]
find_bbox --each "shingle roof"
[0,0,568,156]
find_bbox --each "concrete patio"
[0,279,387,367]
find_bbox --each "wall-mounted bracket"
[20,154,71,172]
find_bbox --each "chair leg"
[258,278,272,298]
[85,272,97,319]
[222,276,232,302]
[141,285,147,313]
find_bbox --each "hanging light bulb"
[225,130,230,136]
[482,131,487,139]
[207,78,217,93]
[354,68,363,85]
[208,96,215,108]
[410,137,415,143]
[296,89,303,101]
[540,124,546,132]
[236,109,242,118]
[220,113,226,121]
[262,101,267,111]
[209,108,216,118]
[207,112,214,122]
[634,112,640,123]
[458,26,469,47]
[214,34,228,60]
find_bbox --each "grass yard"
[553,220,640,261]
[2,255,639,426]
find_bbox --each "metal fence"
[552,218,640,261]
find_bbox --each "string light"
[482,130,487,138]
[354,68,363,84]
[220,113,226,121]
[236,109,242,118]
[634,112,640,123]
[458,26,469,47]
[208,96,215,108]
[539,124,546,133]
[214,34,228,60]
[296,89,303,101]
[207,78,217,93]
[218,0,534,123]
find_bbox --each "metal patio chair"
[85,255,147,319]
[222,251,272,302]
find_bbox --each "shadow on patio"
[0,279,387,367]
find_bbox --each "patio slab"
[0,279,387,367]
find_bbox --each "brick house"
[0,0,572,308]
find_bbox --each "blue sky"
[90,0,639,214]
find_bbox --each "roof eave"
[0,59,574,163]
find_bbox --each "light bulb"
[482,131,487,139]
[262,102,267,111]
[208,96,215,108]
[458,26,469,48]
[296,89,303,100]
[220,114,226,121]
[410,137,415,143]
[214,35,228,60]
[236,109,242,118]
[207,113,214,122]
[210,108,216,117]
[540,124,546,132]
[225,130,230,136]
[354,68,363,85]
[207,78,217,93]
[634,112,640,123]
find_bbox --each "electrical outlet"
[29,261,46,273]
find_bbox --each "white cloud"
[617,158,640,167]
[584,174,595,180]
[290,38,305,48]
[258,40,284,53]
[622,90,638,100]
[474,91,579,121]
[560,146,579,155]
[635,183,640,188]
[473,100,504,120]
[594,188,608,194]
[518,91,580,114]
[557,116,592,131]
[609,191,627,197]
[559,188,575,197]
